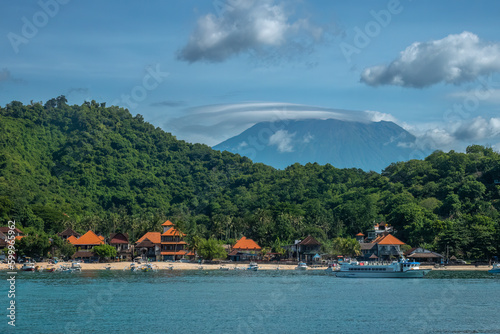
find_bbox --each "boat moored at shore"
[336,258,431,278]
[489,263,500,274]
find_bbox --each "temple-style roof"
[136,238,155,248]
[299,235,321,246]
[67,235,78,244]
[72,231,104,246]
[355,233,365,237]
[374,234,405,246]
[57,227,81,238]
[233,236,261,251]
[136,232,161,245]
[109,233,129,244]
[161,220,174,227]
[161,228,185,237]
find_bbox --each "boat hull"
[488,269,500,274]
[336,269,431,278]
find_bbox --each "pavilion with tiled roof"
[229,236,261,261]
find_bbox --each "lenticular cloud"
[361,32,500,88]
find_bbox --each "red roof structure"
[161,220,174,227]
[374,234,405,246]
[109,233,129,244]
[72,231,104,246]
[356,233,365,236]
[136,232,161,245]
[67,235,78,244]
[233,236,261,251]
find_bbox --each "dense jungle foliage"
[1,97,499,260]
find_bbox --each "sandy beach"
[0,262,494,271]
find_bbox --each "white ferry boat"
[336,258,431,278]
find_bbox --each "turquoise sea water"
[1,270,499,334]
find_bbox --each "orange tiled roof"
[15,236,23,241]
[161,228,185,237]
[356,233,365,236]
[67,235,78,244]
[375,234,405,246]
[233,236,261,250]
[72,231,104,246]
[161,220,174,227]
[136,232,161,245]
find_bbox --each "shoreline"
[0,262,494,271]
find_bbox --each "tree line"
[0,98,499,260]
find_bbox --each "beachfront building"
[405,247,444,264]
[109,232,132,260]
[228,236,261,261]
[358,232,406,261]
[57,227,81,240]
[160,220,193,261]
[136,232,162,261]
[70,230,104,262]
[284,235,322,263]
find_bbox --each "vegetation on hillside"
[1,98,499,260]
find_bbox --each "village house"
[70,230,104,262]
[109,232,132,260]
[284,235,322,263]
[228,236,261,261]
[136,232,162,261]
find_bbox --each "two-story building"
[109,232,132,260]
[136,232,162,261]
[70,230,104,262]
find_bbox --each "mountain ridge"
[213,118,424,171]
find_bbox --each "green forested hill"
[0,97,499,259]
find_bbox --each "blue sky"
[2,0,500,153]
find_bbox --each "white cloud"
[178,0,324,63]
[303,133,314,143]
[361,32,500,88]
[269,129,295,152]
[365,110,399,123]
[453,117,500,141]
